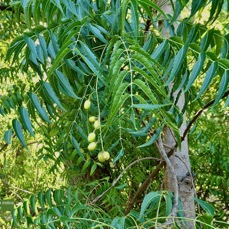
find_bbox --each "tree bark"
[158,1,195,228]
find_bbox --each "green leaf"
[90,163,97,176]
[185,53,206,92]
[113,149,124,164]
[138,126,163,148]
[194,198,215,216]
[129,118,156,137]
[45,189,53,207]
[190,0,207,18]
[151,40,169,60]
[108,93,129,126]
[133,79,158,103]
[19,107,34,136]
[12,119,27,148]
[133,66,167,97]
[38,192,45,209]
[43,82,66,111]
[24,35,38,59]
[200,29,215,51]
[110,82,129,114]
[164,193,173,216]
[133,104,170,110]
[11,209,19,226]
[165,45,188,86]
[29,93,51,123]
[139,191,161,219]
[4,130,13,144]
[138,0,166,17]
[71,136,85,159]
[30,195,38,215]
[89,23,108,43]
[213,71,229,106]
[196,62,218,99]
[55,70,79,99]
[130,0,139,38]
[111,217,125,229]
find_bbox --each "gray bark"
[158,1,196,228]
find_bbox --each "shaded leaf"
[196,62,218,99]
[12,119,27,148]
[4,130,13,144]
[139,191,161,219]
[29,93,51,123]
[19,107,34,136]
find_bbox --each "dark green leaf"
[165,45,188,86]
[55,70,79,99]
[29,93,51,123]
[12,119,27,148]
[185,53,206,92]
[194,198,215,216]
[19,107,34,136]
[43,82,66,111]
[113,149,124,164]
[213,71,229,106]
[4,130,13,144]
[138,126,163,148]
[196,62,218,99]
[139,191,161,219]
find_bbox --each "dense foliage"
[0,0,228,228]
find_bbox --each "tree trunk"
[158,1,196,228]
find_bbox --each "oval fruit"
[94,120,101,129]
[88,142,97,151]
[103,151,110,160]
[89,116,96,123]
[88,132,96,142]
[84,100,91,110]
[98,152,106,162]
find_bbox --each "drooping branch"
[182,90,229,141]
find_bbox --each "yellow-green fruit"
[89,116,96,123]
[84,100,91,110]
[88,132,96,142]
[94,120,101,129]
[103,151,110,160]
[98,152,106,162]
[80,148,84,153]
[88,142,97,151]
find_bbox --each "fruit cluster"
[84,99,110,163]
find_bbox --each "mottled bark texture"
[158,1,196,228]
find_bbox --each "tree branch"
[90,157,162,205]
[125,145,176,214]
[156,136,179,225]
[182,90,229,141]
[0,3,13,12]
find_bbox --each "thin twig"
[2,180,34,194]
[155,135,179,227]
[182,90,229,141]
[125,145,176,214]
[90,157,162,205]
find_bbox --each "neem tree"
[0,0,228,228]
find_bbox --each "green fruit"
[88,142,97,151]
[94,120,101,129]
[103,151,110,160]
[88,132,96,142]
[89,116,96,123]
[98,152,106,162]
[84,100,91,109]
